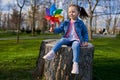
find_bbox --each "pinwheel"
[45,4,63,25]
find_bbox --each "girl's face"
[68,6,79,20]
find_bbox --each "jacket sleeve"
[53,22,65,34]
[81,22,89,42]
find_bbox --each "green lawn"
[0,39,43,80]
[91,38,120,80]
[0,31,60,38]
[0,37,120,80]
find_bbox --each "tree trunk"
[32,39,94,80]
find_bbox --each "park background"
[0,0,120,80]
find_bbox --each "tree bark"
[32,39,94,80]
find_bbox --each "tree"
[30,0,39,36]
[10,8,19,30]
[27,3,39,33]
[16,0,25,43]
[0,0,3,29]
[104,0,112,34]
[87,0,99,40]
[1,14,7,30]
[39,5,47,33]
[0,12,2,29]
[100,0,120,34]
[6,1,12,30]
[27,0,53,34]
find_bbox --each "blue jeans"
[52,38,80,62]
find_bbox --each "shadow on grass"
[0,68,33,80]
[93,58,120,80]
[0,56,37,80]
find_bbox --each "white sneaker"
[71,62,79,74]
[43,50,55,60]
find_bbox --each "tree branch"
[92,0,99,12]
[16,0,25,9]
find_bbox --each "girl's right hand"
[49,27,54,32]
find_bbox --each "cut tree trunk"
[32,39,94,80]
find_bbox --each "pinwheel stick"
[52,24,54,29]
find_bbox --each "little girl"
[43,4,89,74]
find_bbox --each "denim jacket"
[53,18,89,42]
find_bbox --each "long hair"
[69,4,89,19]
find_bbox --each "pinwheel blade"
[46,8,50,16]
[53,9,63,15]
[50,4,57,16]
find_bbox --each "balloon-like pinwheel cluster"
[45,4,63,25]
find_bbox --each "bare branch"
[92,0,99,12]
[88,0,92,10]
[16,0,25,8]
[87,0,99,14]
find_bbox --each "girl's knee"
[60,38,66,41]
[72,41,80,48]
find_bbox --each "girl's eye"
[69,11,74,13]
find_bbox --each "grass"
[0,35,120,80]
[91,38,120,80]
[0,39,43,80]
[0,31,61,38]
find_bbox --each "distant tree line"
[0,0,120,40]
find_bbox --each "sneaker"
[71,62,79,74]
[43,50,55,60]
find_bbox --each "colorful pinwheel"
[45,4,63,25]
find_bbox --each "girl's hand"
[49,24,54,32]
[82,42,88,47]
[49,27,54,32]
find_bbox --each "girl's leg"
[72,41,80,62]
[71,41,80,74]
[43,38,71,60]
[52,38,71,53]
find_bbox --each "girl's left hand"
[82,42,88,47]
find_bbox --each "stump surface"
[32,39,94,80]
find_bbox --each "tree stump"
[32,39,94,80]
